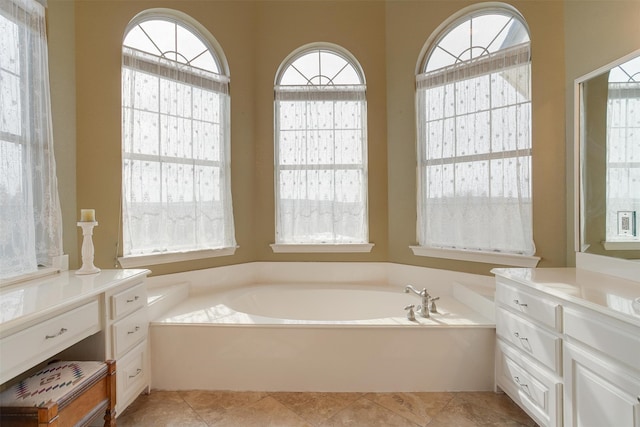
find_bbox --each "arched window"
[273,44,369,247]
[415,6,535,259]
[121,12,235,262]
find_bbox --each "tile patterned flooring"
[117,390,538,426]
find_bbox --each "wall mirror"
[576,49,640,260]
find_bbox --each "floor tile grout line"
[267,393,321,426]
[264,393,316,426]
[318,394,366,426]
[176,390,212,426]
[363,392,458,427]
[269,392,367,427]
[359,394,428,427]
[440,393,534,427]
[426,392,456,422]
[426,393,459,426]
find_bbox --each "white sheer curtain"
[274,85,368,244]
[0,0,64,280]
[416,43,535,255]
[121,47,236,256]
[606,80,640,240]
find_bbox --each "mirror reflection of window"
[606,56,640,242]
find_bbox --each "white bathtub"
[148,262,497,392]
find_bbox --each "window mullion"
[305,100,310,202]
[452,82,458,200]
[157,76,163,210]
[190,81,197,244]
[488,73,493,200]
[332,99,337,233]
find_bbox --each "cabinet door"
[564,341,640,427]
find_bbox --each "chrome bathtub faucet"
[404,285,431,318]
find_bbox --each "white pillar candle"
[80,209,95,222]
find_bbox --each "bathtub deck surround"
[145,262,497,392]
[146,261,496,298]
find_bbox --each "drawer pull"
[45,328,68,339]
[126,296,140,303]
[129,368,142,379]
[514,332,529,342]
[513,299,528,308]
[513,332,532,351]
[513,376,531,395]
[127,326,141,335]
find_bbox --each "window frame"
[413,5,539,267]
[0,0,66,284]
[118,10,236,268]
[272,43,372,253]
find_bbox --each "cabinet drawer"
[117,340,149,414]
[0,300,100,383]
[496,282,561,331]
[497,339,562,427]
[111,282,147,320]
[112,308,148,359]
[496,307,562,374]
[564,306,640,371]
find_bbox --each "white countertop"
[492,267,640,327]
[0,269,149,336]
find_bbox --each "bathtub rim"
[150,282,495,327]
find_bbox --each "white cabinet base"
[564,341,640,427]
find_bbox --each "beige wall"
[564,0,640,265]
[47,0,596,277]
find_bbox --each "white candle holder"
[76,221,101,275]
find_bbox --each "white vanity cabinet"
[494,277,563,426]
[493,266,640,427]
[0,269,150,417]
[104,279,150,415]
[563,306,640,427]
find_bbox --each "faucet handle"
[404,304,416,321]
[428,296,440,313]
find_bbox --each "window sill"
[0,255,68,288]
[409,246,540,268]
[602,240,640,250]
[0,267,61,288]
[118,247,238,268]
[270,243,374,254]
